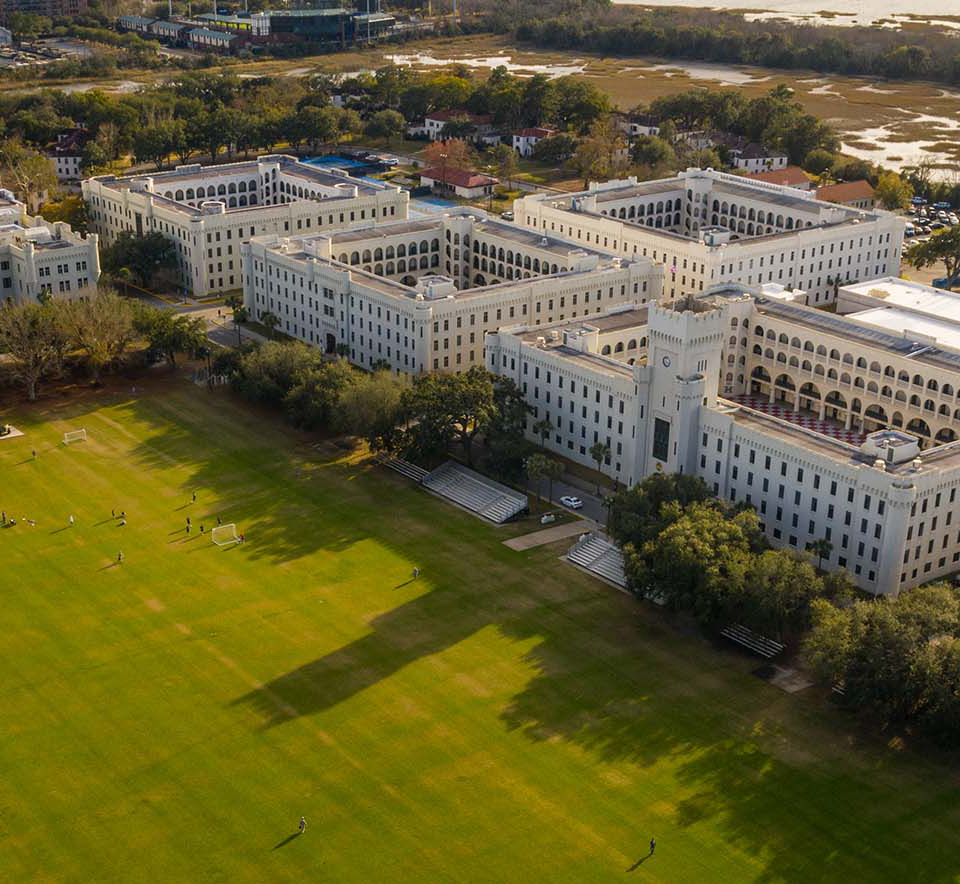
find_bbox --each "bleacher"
[422,462,527,524]
[566,533,627,588]
[379,455,428,483]
[720,624,785,659]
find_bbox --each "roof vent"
[873,458,886,471]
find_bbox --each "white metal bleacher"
[566,533,627,588]
[380,455,428,483]
[422,462,527,524]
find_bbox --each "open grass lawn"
[3,377,960,884]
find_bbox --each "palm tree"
[225,294,247,347]
[525,453,550,511]
[533,417,553,449]
[807,537,834,571]
[589,441,611,494]
[543,458,563,506]
[260,311,280,339]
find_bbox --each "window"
[652,418,670,462]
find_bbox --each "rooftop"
[535,170,878,245]
[816,179,875,203]
[92,154,395,208]
[744,165,810,188]
[421,166,497,189]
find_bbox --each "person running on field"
[299,817,306,834]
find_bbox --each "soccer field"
[2,381,960,884]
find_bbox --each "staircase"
[567,533,627,588]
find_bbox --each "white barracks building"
[514,168,904,306]
[241,210,661,373]
[83,155,408,297]
[0,191,99,305]
[487,279,960,597]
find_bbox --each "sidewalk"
[503,518,596,551]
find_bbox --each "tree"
[334,369,409,450]
[589,441,610,492]
[62,289,135,384]
[631,135,676,171]
[232,339,321,406]
[632,502,759,623]
[398,367,497,465]
[550,77,609,133]
[526,452,550,509]
[491,143,518,191]
[543,457,563,505]
[364,109,406,146]
[907,226,960,287]
[875,171,913,210]
[0,301,69,401]
[101,232,178,291]
[80,141,109,174]
[738,549,823,640]
[531,134,578,165]
[802,147,836,177]
[38,194,88,233]
[807,537,833,571]
[533,417,553,448]
[260,311,281,338]
[133,121,176,170]
[423,139,475,181]
[610,472,711,549]
[297,105,341,151]
[401,366,495,466]
[571,117,627,187]
[484,375,532,479]
[225,294,248,347]
[0,138,56,211]
[7,12,52,40]
[283,360,354,430]
[133,307,206,368]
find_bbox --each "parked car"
[560,495,583,510]
[904,223,916,237]
[911,196,928,206]
[501,210,514,221]
[931,221,947,231]
[934,201,952,209]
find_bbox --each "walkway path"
[503,518,595,551]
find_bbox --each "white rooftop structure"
[837,277,960,352]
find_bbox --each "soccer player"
[200,525,204,534]
[118,551,123,564]
[192,492,196,503]
[299,817,306,834]
[69,515,74,526]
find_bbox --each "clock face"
[662,355,672,367]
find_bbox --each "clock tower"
[636,296,726,477]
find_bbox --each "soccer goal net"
[63,429,87,444]
[211,523,240,547]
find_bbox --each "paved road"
[526,475,609,525]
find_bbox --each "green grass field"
[3,379,960,884]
